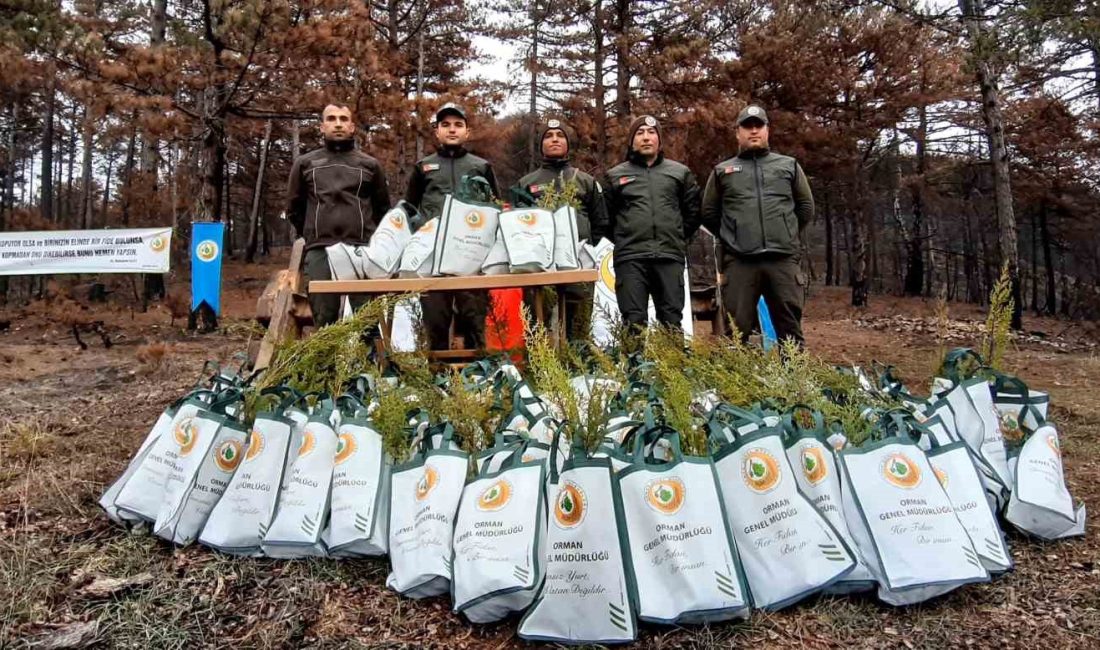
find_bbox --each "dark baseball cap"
[737,105,769,125]
[434,103,467,122]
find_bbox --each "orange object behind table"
[485,288,525,360]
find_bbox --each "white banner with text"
[0,228,173,275]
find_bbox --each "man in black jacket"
[513,117,609,341]
[405,103,499,350]
[603,115,701,333]
[701,105,814,345]
[287,103,391,326]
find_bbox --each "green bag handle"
[781,404,826,440]
[940,347,985,383]
[208,387,244,415]
[455,174,496,205]
[991,373,1029,398]
[547,420,576,485]
[336,394,369,419]
[629,423,684,465]
[713,403,765,427]
[258,385,302,412]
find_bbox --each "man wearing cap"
[702,104,814,346]
[405,103,499,350]
[603,115,702,333]
[287,102,392,326]
[512,117,610,340]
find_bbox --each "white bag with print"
[480,229,510,275]
[927,442,1013,573]
[552,206,580,271]
[262,415,339,558]
[1005,423,1086,540]
[433,196,500,276]
[101,404,181,524]
[365,203,414,278]
[839,437,989,605]
[326,242,367,280]
[398,218,438,278]
[200,412,295,555]
[154,413,248,546]
[617,428,750,624]
[713,428,856,610]
[322,418,391,557]
[499,207,554,273]
[941,379,1010,505]
[992,375,1049,437]
[452,452,547,623]
[387,425,469,598]
[518,449,637,644]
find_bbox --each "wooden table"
[309,269,598,363]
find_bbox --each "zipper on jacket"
[647,165,657,256]
[754,156,767,252]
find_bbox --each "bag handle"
[991,373,1029,398]
[208,387,244,415]
[336,394,369,419]
[629,423,683,465]
[258,385,302,412]
[781,404,825,440]
[940,347,985,383]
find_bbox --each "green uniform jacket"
[514,159,610,244]
[286,142,392,251]
[701,149,814,258]
[404,146,499,226]
[603,153,702,263]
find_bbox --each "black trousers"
[614,257,685,330]
[721,253,805,346]
[522,283,593,342]
[421,291,489,350]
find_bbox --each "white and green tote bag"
[323,417,391,557]
[1005,423,1086,540]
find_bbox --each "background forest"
[2,0,1099,325]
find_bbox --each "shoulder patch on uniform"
[722,164,743,174]
[618,176,636,186]
[422,163,440,172]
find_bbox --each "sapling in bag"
[262,397,340,558]
[452,441,548,623]
[199,387,299,555]
[552,205,580,271]
[780,408,876,593]
[838,414,989,606]
[387,423,469,598]
[101,388,213,524]
[398,218,438,278]
[113,395,212,523]
[711,426,856,610]
[365,201,417,278]
[499,207,555,273]
[432,181,501,276]
[154,390,248,546]
[1004,422,1086,540]
[518,432,638,644]
[322,397,391,557]
[617,425,750,624]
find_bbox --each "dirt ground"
[1,251,1097,649]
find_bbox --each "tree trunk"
[528,4,541,171]
[592,0,607,169]
[40,74,55,221]
[100,150,114,222]
[1029,207,1038,313]
[824,189,834,286]
[80,107,94,229]
[1039,198,1055,315]
[614,0,632,118]
[140,0,168,179]
[246,120,272,263]
[960,0,1022,328]
[120,123,138,226]
[65,103,76,225]
[415,31,425,161]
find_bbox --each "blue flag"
[191,222,225,314]
[757,296,778,351]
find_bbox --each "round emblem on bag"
[215,439,243,472]
[196,239,219,262]
[298,430,316,458]
[598,250,616,294]
[334,433,357,465]
[173,417,199,456]
[419,219,436,234]
[553,481,586,528]
[644,477,685,515]
[415,465,439,501]
[742,448,781,494]
[800,445,828,486]
[882,453,921,489]
[244,429,265,462]
[389,213,405,229]
[999,412,1021,438]
[149,235,168,253]
[465,211,486,229]
[644,116,657,127]
[933,467,949,489]
[517,212,538,227]
[477,478,513,511]
[1046,433,1060,457]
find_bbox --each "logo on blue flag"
[191,222,225,314]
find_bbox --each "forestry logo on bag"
[1046,433,1061,458]
[742,449,781,494]
[415,465,440,501]
[644,477,685,515]
[214,440,243,472]
[517,212,539,227]
[553,481,586,528]
[244,429,265,462]
[196,240,219,263]
[465,211,487,229]
[389,213,406,229]
[999,412,1022,438]
[933,467,949,489]
[334,433,357,465]
[882,453,922,489]
[173,418,199,456]
[419,220,436,234]
[298,430,316,458]
[599,251,616,293]
[149,235,168,253]
[477,479,513,512]
[800,445,828,485]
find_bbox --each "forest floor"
[0,249,1097,649]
